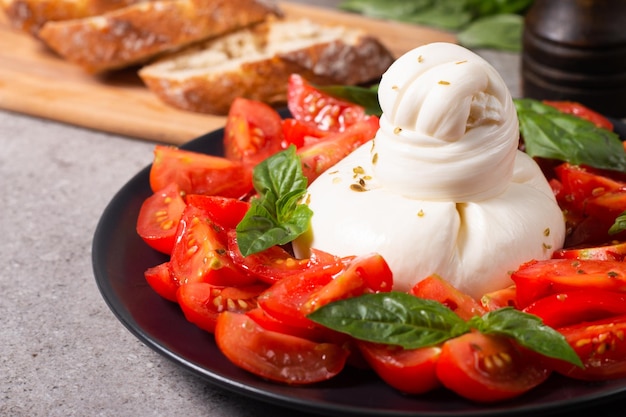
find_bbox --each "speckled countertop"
[1,1,624,416]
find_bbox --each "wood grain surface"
[0,2,456,144]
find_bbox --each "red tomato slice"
[436,332,551,403]
[552,241,626,261]
[227,230,345,285]
[358,341,441,395]
[223,97,285,168]
[149,145,252,199]
[177,282,267,333]
[281,118,328,148]
[215,311,349,385]
[245,307,330,342]
[257,271,333,330]
[169,205,257,288]
[136,182,186,254]
[543,100,614,131]
[298,115,379,184]
[144,262,178,302]
[547,315,626,380]
[287,74,366,133]
[302,253,393,315]
[410,274,486,320]
[523,289,626,328]
[511,259,626,308]
[185,194,250,230]
[480,286,518,312]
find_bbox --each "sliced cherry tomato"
[215,311,349,385]
[358,341,441,395]
[136,182,186,254]
[281,118,328,149]
[144,262,177,302]
[436,332,551,403]
[409,274,486,320]
[523,289,626,329]
[480,286,518,312]
[511,259,626,308]
[185,194,250,230]
[257,271,333,330]
[553,241,626,261]
[169,205,257,288]
[302,253,393,315]
[223,97,285,168]
[176,282,267,333]
[227,230,345,285]
[287,74,366,133]
[245,307,330,341]
[546,315,626,380]
[543,100,614,131]
[298,116,379,184]
[149,145,252,199]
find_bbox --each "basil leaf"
[236,145,312,256]
[515,98,626,172]
[473,308,584,367]
[609,211,626,235]
[339,0,433,21]
[317,85,382,116]
[457,14,524,52]
[307,292,470,349]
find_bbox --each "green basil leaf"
[457,14,523,52]
[515,98,626,172]
[307,292,470,349]
[317,85,382,116]
[339,0,434,21]
[475,308,584,367]
[609,211,626,235]
[236,145,312,256]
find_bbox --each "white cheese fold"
[293,43,565,299]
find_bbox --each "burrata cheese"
[292,42,565,299]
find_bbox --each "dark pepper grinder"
[521,0,626,118]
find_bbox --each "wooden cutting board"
[0,2,456,144]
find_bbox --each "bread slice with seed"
[138,17,395,115]
[37,0,282,72]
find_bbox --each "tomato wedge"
[149,145,252,199]
[177,282,267,333]
[169,205,257,288]
[136,182,186,254]
[553,241,626,261]
[543,100,614,131]
[223,97,285,168]
[358,341,441,395]
[480,286,518,312]
[298,115,379,184]
[144,262,177,302]
[547,315,626,380]
[511,259,626,308]
[185,194,250,230]
[436,332,551,403]
[215,311,349,385]
[287,74,366,134]
[410,274,486,320]
[523,289,626,329]
[227,230,345,285]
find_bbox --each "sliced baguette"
[37,0,282,72]
[138,18,395,115]
[1,0,145,36]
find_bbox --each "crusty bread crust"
[1,0,145,36]
[138,18,394,115]
[37,0,282,72]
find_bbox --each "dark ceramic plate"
[93,117,626,417]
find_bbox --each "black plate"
[93,118,626,417]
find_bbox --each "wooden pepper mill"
[521,0,626,118]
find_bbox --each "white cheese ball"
[292,43,565,299]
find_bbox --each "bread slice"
[1,0,145,36]
[138,18,395,115]
[37,0,282,72]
